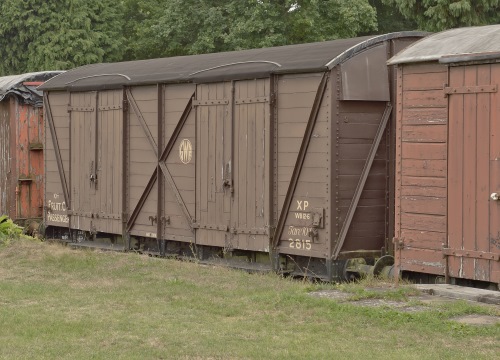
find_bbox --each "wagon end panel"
[126,86,159,239]
[339,44,390,102]
[161,83,196,243]
[334,100,391,256]
[44,92,71,229]
[329,43,395,262]
[276,72,331,259]
[395,63,448,277]
[0,101,12,217]
[447,63,500,284]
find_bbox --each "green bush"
[0,215,24,246]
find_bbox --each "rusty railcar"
[388,25,500,289]
[41,32,425,280]
[0,71,62,224]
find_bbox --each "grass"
[331,276,422,301]
[0,239,498,360]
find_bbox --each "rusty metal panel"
[447,63,500,283]
[340,44,390,101]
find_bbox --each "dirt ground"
[309,289,500,325]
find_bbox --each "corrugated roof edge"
[40,31,427,91]
[387,24,500,65]
[326,31,428,69]
[439,51,500,64]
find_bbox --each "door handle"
[491,192,499,201]
[223,179,233,193]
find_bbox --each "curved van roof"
[388,24,500,65]
[40,32,425,91]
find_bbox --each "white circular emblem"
[179,139,193,164]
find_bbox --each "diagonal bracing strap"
[271,72,330,249]
[331,102,392,259]
[44,94,70,208]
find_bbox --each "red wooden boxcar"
[389,25,500,288]
[0,71,62,225]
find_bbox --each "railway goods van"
[41,32,425,280]
[0,71,61,225]
[389,25,500,288]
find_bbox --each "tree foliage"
[1,0,499,75]
[0,0,125,75]
[368,0,417,34]
[121,0,168,60]
[383,0,500,31]
[123,0,378,59]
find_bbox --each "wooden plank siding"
[276,73,324,213]
[44,94,71,185]
[396,63,448,275]
[277,73,331,258]
[490,64,500,285]
[128,86,158,237]
[44,92,71,228]
[162,84,196,243]
[337,101,390,252]
[96,90,123,235]
[232,79,270,251]
[195,82,232,248]
[447,63,500,283]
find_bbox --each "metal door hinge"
[442,248,499,261]
[311,208,324,229]
[393,237,404,249]
[444,84,497,95]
